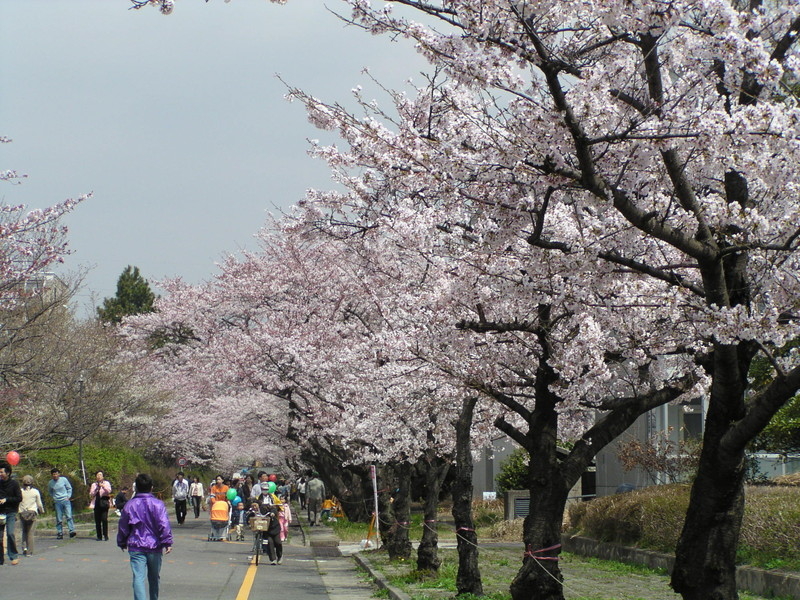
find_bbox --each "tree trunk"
[300,440,372,521]
[671,345,748,600]
[508,405,568,600]
[416,451,449,572]
[452,396,483,596]
[509,484,568,600]
[383,461,413,561]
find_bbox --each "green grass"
[572,555,668,577]
[362,547,784,600]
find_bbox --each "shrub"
[495,447,529,493]
[567,483,800,568]
[567,484,691,552]
[472,499,504,527]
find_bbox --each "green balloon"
[267,482,276,494]
[226,488,237,501]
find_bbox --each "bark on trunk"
[509,487,568,600]
[508,403,568,600]
[382,462,413,560]
[416,452,449,573]
[671,345,748,600]
[452,396,483,596]
[300,441,372,521]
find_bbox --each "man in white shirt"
[172,472,190,525]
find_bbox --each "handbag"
[98,495,110,509]
[19,510,37,522]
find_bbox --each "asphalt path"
[0,512,341,599]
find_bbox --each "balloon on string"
[5,451,20,466]
[226,488,237,501]
[233,496,242,506]
[267,482,276,494]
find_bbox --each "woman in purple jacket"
[117,473,173,600]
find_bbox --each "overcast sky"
[2,0,426,315]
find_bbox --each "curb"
[353,551,413,600]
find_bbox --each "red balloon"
[268,474,277,482]
[6,451,20,466]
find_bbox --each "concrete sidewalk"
[296,504,379,600]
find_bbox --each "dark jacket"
[0,477,22,514]
[115,491,128,512]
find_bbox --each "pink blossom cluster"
[126,1,800,475]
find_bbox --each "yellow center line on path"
[235,557,258,600]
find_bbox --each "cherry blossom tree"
[1,137,91,450]
[129,2,800,598]
[291,3,800,599]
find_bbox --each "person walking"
[117,473,173,600]
[189,476,204,519]
[239,474,253,507]
[89,470,113,541]
[171,472,189,525]
[209,475,229,506]
[297,476,307,510]
[0,461,22,565]
[48,468,76,539]
[305,472,326,526]
[262,505,284,565]
[18,475,45,556]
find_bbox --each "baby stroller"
[208,499,231,541]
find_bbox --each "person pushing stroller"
[208,498,230,541]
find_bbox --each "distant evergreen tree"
[97,266,156,324]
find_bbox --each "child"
[230,501,248,541]
[320,497,333,522]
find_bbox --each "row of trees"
[122,2,800,600]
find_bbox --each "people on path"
[255,480,282,511]
[189,475,206,519]
[249,471,271,500]
[306,472,326,526]
[209,475,229,507]
[261,505,283,565]
[250,501,283,564]
[231,501,247,541]
[297,476,307,510]
[208,499,230,541]
[278,501,292,541]
[19,475,45,556]
[0,461,22,565]
[117,473,173,600]
[89,470,113,541]
[321,497,334,522]
[115,486,130,516]
[189,476,204,518]
[239,474,253,507]
[172,472,189,525]
[48,468,76,539]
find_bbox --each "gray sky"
[2,0,425,314]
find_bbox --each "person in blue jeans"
[117,473,173,600]
[47,468,76,539]
[0,461,23,565]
